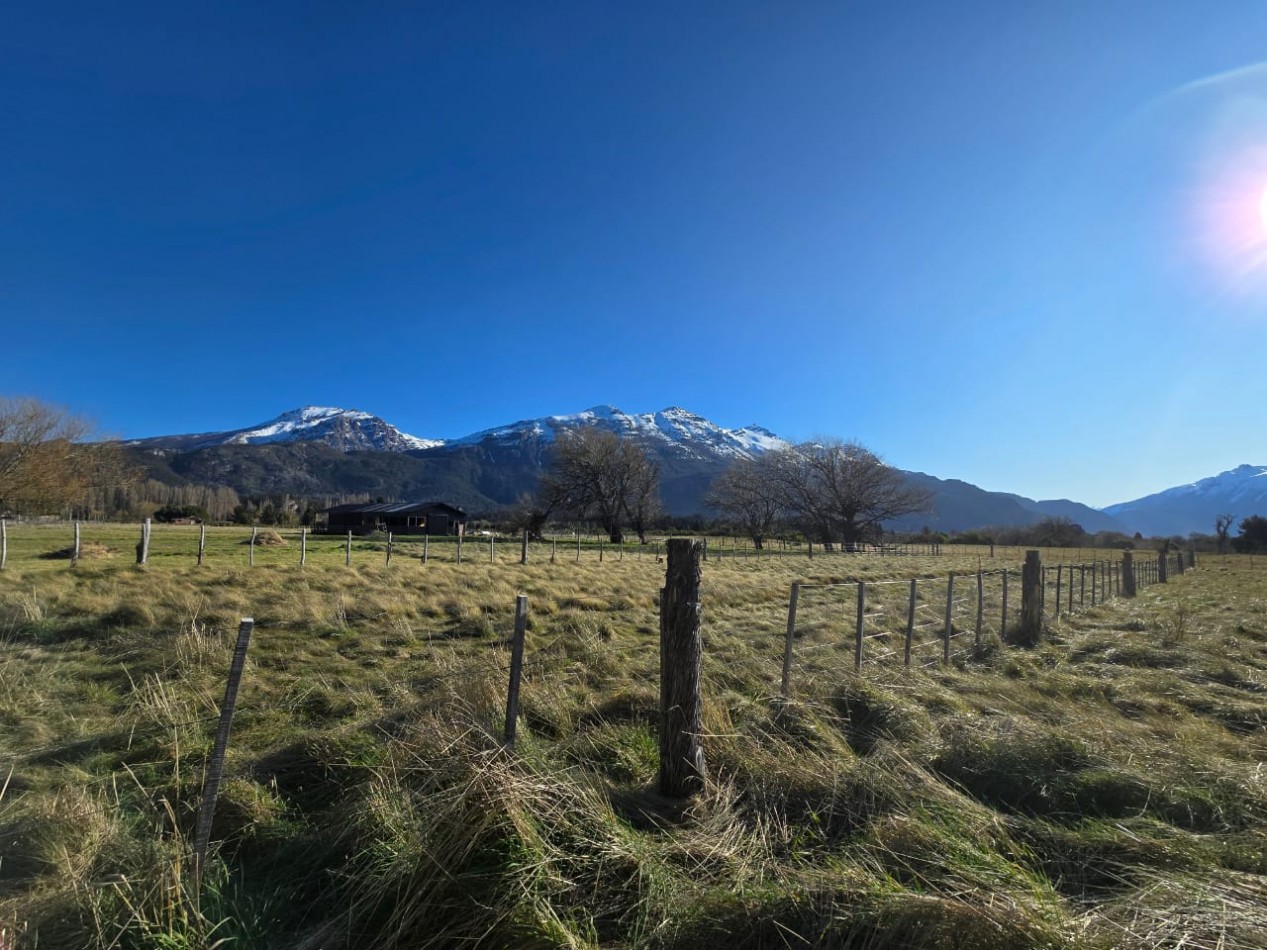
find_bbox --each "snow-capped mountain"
[127,406,442,454]
[1102,464,1267,537]
[451,405,787,460]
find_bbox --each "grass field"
[1,524,1265,948]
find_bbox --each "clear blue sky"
[4,1,1267,507]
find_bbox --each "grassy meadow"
[1,523,1265,948]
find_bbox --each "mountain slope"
[125,403,1129,531]
[128,406,441,454]
[1102,464,1267,536]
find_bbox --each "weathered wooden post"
[660,538,706,797]
[1001,569,1009,640]
[422,533,429,564]
[386,532,393,566]
[702,537,708,561]
[1,518,8,571]
[456,532,463,564]
[198,523,207,567]
[973,570,983,653]
[520,529,528,565]
[72,520,81,565]
[489,534,495,563]
[503,595,528,748]
[599,540,604,562]
[136,518,151,565]
[299,527,306,567]
[1176,550,1185,575]
[1157,550,1167,584]
[1055,565,1063,617]
[1017,550,1042,644]
[1122,551,1136,598]
[551,537,556,563]
[905,578,916,667]
[249,525,256,566]
[780,582,801,697]
[345,530,351,566]
[943,573,954,664]
[194,617,255,888]
[854,581,865,671]
[1080,565,1086,606]
[576,531,581,563]
[807,540,813,559]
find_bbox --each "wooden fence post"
[551,537,556,563]
[137,518,151,565]
[1055,565,1063,617]
[194,617,255,888]
[489,534,495,563]
[520,530,528,565]
[345,531,351,566]
[72,520,81,565]
[576,532,581,563]
[0,518,6,571]
[905,578,916,667]
[780,582,801,698]
[854,581,865,671]
[975,571,984,648]
[386,532,393,566]
[1018,550,1042,644]
[456,532,463,564]
[299,527,306,567]
[503,595,529,748]
[1001,569,1008,640]
[422,534,429,564]
[198,523,207,567]
[1122,551,1136,598]
[1158,550,1167,584]
[660,538,706,797]
[943,573,954,664]
[249,525,256,566]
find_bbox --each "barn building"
[321,502,467,536]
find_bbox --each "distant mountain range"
[124,404,1234,535]
[1102,465,1267,537]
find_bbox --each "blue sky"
[4,2,1267,507]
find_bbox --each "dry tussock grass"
[1,527,1265,947]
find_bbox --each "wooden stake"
[299,527,306,568]
[780,582,801,698]
[249,525,256,566]
[659,539,706,797]
[1122,551,1136,597]
[72,520,81,565]
[520,529,528,565]
[503,595,528,748]
[975,570,984,649]
[345,530,351,567]
[422,533,428,564]
[1001,569,1008,640]
[1,518,7,571]
[194,617,254,888]
[905,578,916,667]
[386,531,393,566]
[198,523,207,567]
[943,573,954,665]
[1019,550,1042,644]
[854,581,865,671]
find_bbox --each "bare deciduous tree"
[767,439,931,549]
[704,455,783,549]
[1215,513,1234,554]
[0,397,135,516]
[538,428,660,544]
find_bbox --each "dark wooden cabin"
[322,502,466,536]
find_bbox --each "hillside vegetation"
[1,525,1265,948]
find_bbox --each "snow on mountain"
[449,405,789,459]
[128,406,443,454]
[1102,464,1267,536]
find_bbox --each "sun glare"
[1258,183,1267,235]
